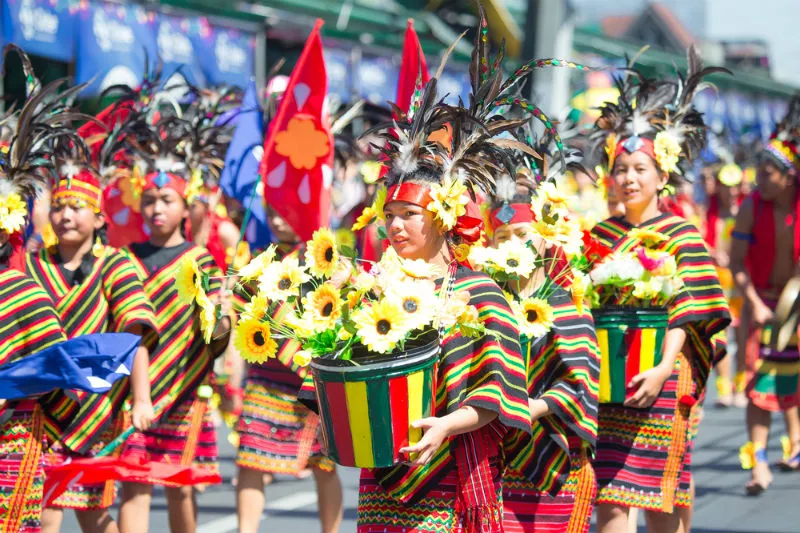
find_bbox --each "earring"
[92,236,105,258]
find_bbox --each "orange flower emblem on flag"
[274,117,330,170]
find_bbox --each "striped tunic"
[0,267,68,533]
[307,267,531,532]
[503,287,600,533]
[27,248,158,509]
[27,248,158,454]
[118,243,224,481]
[590,214,730,512]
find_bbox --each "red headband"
[614,136,656,164]
[52,169,103,211]
[489,203,533,230]
[143,171,187,197]
[386,182,433,208]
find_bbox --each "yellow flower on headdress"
[196,291,217,344]
[306,228,340,278]
[0,192,27,234]
[233,317,278,364]
[302,284,344,332]
[257,256,310,301]
[605,133,618,171]
[186,168,205,204]
[352,298,410,354]
[629,228,669,249]
[511,297,555,339]
[237,245,277,281]
[531,181,570,220]
[427,179,469,230]
[175,256,203,305]
[653,131,682,174]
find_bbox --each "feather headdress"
[763,94,800,173]
[591,45,730,183]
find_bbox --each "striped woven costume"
[0,267,69,533]
[503,286,600,533]
[300,267,531,533]
[118,243,223,484]
[591,214,730,513]
[27,248,158,509]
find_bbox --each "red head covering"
[51,168,103,212]
[142,171,188,198]
[488,203,534,231]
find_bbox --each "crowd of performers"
[1,10,799,533]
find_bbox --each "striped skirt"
[120,394,219,487]
[235,378,334,475]
[594,353,695,513]
[0,401,46,533]
[43,416,122,510]
[503,450,596,533]
[357,464,503,533]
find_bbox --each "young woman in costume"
[115,117,231,533]
[31,153,158,533]
[234,203,343,533]
[482,162,600,533]
[588,47,731,533]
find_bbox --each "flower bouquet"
[575,229,684,404]
[230,229,490,468]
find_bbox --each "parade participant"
[187,185,241,272]
[305,14,568,531]
[0,65,80,533]
[30,149,158,533]
[115,117,231,533]
[588,47,731,533]
[702,160,745,407]
[482,169,600,533]
[730,95,800,494]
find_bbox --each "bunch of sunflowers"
[223,229,487,366]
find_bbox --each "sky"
[567,0,800,86]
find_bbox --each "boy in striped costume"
[588,47,731,533]
[115,117,231,533]
[482,176,600,533]
[29,158,158,533]
[730,96,800,493]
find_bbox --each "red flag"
[396,19,430,114]
[260,19,333,243]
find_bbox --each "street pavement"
[62,388,800,533]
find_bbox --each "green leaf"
[339,245,357,260]
[377,225,388,240]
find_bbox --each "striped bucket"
[754,325,800,399]
[310,337,439,468]
[593,307,668,404]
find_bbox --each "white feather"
[0,179,21,197]
[59,161,80,179]
[496,174,516,201]
[630,111,653,136]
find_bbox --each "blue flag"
[0,333,140,400]
[220,81,272,249]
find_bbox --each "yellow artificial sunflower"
[237,244,277,281]
[439,289,473,329]
[512,297,555,339]
[353,298,410,354]
[494,241,537,278]
[570,270,589,313]
[653,131,682,174]
[257,257,310,301]
[293,349,313,367]
[531,181,570,220]
[387,280,437,331]
[175,255,203,305]
[241,293,270,320]
[427,179,469,230]
[354,271,377,293]
[373,186,387,221]
[346,289,363,310]
[197,292,217,344]
[351,186,389,231]
[0,192,27,234]
[629,228,669,249]
[335,228,357,250]
[233,317,278,364]
[303,284,344,331]
[351,206,377,231]
[398,256,442,280]
[306,228,340,278]
[228,241,252,272]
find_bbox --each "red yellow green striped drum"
[593,307,668,404]
[309,339,439,468]
[754,325,800,399]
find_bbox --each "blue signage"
[325,48,351,100]
[357,56,398,105]
[154,13,206,88]
[191,18,254,88]
[2,0,76,62]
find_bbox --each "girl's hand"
[399,417,451,466]
[624,365,671,409]
[131,399,155,431]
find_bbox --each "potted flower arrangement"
[223,229,488,468]
[573,228,684,404]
